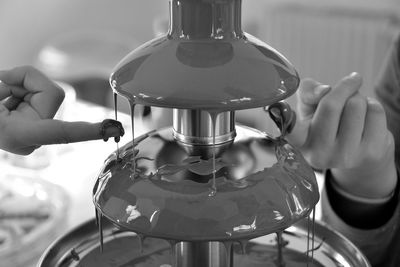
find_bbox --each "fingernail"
[367,97,383,108]
[314,85,331,96]
[348,72,361,80]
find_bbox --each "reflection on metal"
[173,109,236,145]
[37,218,371,267]
[93,126,319,242]
[36,0,370,265]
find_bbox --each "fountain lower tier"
[38,217,371,267]
[93,125,319,242]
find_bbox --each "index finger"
[8,119,124,146]
[310,72,362,145]
[297,78,331,120]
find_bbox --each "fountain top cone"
[110,0,299,111]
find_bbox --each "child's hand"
[288,72,397,199]
[0,66,124,155]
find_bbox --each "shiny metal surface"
[173,109,236,145]
[37,218,371,267]
[93,125,319,242]
[174,242,227,267]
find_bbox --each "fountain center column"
[173,242,228,267]
[169,1,240,266]
[169,0,243,40]
[173,109,236,145]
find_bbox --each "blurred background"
[1,0,400,129]
[1,0,400,266]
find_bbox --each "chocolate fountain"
[38,0,371,266]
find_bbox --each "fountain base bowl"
[38,217,370,267]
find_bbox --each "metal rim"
[38,218,370,267]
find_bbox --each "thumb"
[297,79,331,120]
[13,119,125,146]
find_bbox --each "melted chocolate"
[93,126,319,242]
[110,35,299,111]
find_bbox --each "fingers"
[0,82,32,116]
[286,117,309,148]
[0,66,65,119]
[309,72,362,147]
[3,96,23,110]
[0,81,14,100]
[0,66,54,91]
[287,79,331,147]
[0,103,9,116]
[7,119,125,148]
[335,93,367,166]
[0,82,32,111]
[330,98,396,198]
[297,78,331,120]
[362,97,389,154]
[290,72,393,176]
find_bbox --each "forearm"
[325,169,399,229]
[321,33,400,266]
[321,170,400,266]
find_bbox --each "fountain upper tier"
[110,0,299,111]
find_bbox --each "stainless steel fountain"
[38,1,370,266]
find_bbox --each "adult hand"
[288,72,397,199]
[0,66,124,155]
